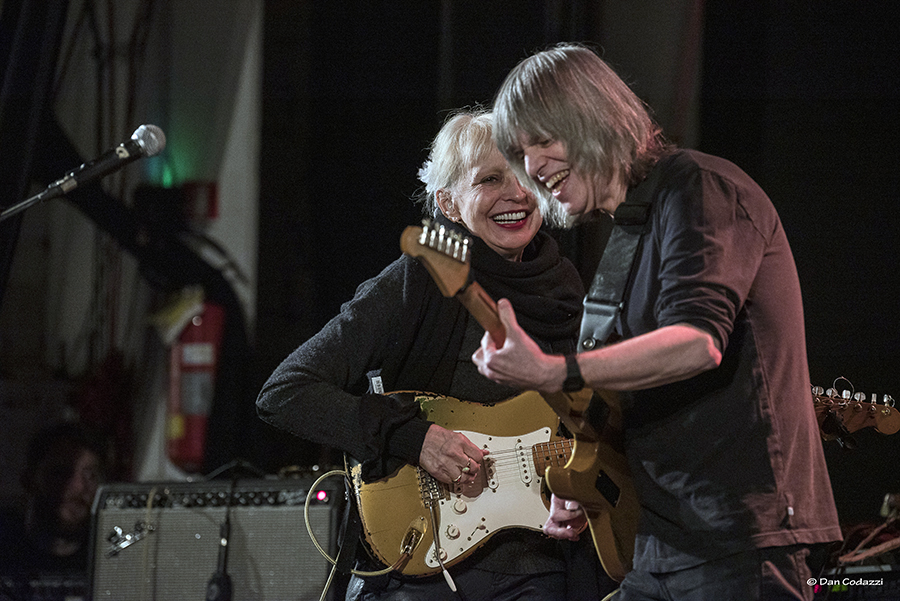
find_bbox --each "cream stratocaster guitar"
[351,391,572,577]
[812,380,900,446]
[398,219,639,582]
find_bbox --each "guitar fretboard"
[532,439,573,473]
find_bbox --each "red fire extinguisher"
[167,302,225,473]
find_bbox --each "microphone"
[49,124,166,196]
[0,124,166,221]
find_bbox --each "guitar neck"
[457,281,506,347]
[532,438,573,473]
[400,222,506,347]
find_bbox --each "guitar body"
[351,391,563,576]
[541,388,639,583]
[397,222,638,581]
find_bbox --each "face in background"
[56,448,101,536]
[439,147,541,262]
[29,445,102,540]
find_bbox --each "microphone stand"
[205,479,235,601]
[0,185,61,221]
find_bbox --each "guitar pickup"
[595,470,621,508]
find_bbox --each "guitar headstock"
[400,219,472,297]
[812,380,900,440]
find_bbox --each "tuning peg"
[854,392,867,402]
[812,386,825,396]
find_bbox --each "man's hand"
[543,494,588,541]
[471,299,566,393]
[419,424,489,484]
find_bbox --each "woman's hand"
[419,424,489,484]
[543,494,588,541]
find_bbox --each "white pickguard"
[424,427,552,568]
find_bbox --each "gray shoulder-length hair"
[493,43,669,222]
[417,107,496,218]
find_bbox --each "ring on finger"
[461,458,471,473]
[453,474,463,483]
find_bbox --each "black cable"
[204,458,266,481]
[205,477,235,601]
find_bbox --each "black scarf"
[437,213,584,346]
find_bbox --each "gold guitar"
[398,220,639,582]
[351,391,572,576]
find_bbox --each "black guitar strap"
[578,196,653,353]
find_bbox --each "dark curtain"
[0,0,70,305]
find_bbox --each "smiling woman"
[419,110,541,261]
[256,107,612,599]
[435,144,539,261]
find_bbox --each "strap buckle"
[578,298,621,351]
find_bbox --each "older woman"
[257,109,604,600]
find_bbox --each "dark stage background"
[698,3,900,524]
[1,1,897,529]
[256,1,900,526]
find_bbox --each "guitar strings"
[468,441,573,482]
[486,442,572,466]
[430,440,576,493]
[484,441,572,461]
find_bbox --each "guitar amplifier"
[89,477,345,601]
[814,565,900,600]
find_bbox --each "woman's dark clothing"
[257,217,605,599]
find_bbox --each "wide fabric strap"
[578,201,651,352]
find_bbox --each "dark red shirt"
[617,150,842,572]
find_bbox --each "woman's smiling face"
[441,146,542,262]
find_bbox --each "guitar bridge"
[416,467,447,507]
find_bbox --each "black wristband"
[562,354,585,392]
